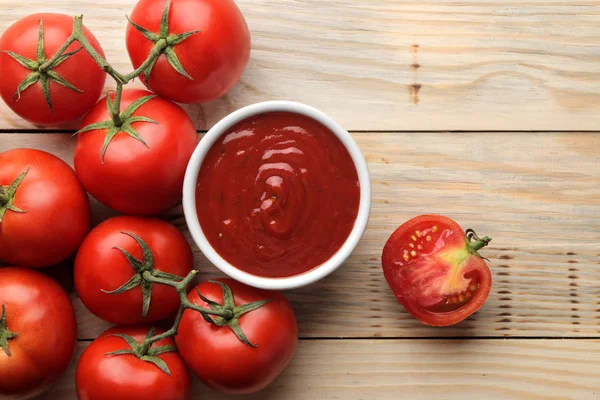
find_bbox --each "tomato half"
[76,325,190,400]
[0,148,91,268]
[74,89,197,215]
[126,0,250,104]
[0,14,106,126]
[175,279,298,394]
[0,267,77,399]
[74,216,194,325]
[382,215,492,326]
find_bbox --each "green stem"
[122,39,167,82]
[469,237,492,252]
[0,188,8,206]
[181,296,234,319]
[143,270,234,319]
[465,229,492,253]
[0,303,18,357]
[141,306,185,352]
[37,14,162,118]
[110,83,124,126]
[37,36,76,73]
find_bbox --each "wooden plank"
[39,339,600,399]
[1,0,600,131]
[2,132,598,339]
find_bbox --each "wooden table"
[1,1,600,398]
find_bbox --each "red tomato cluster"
[0,1,299,399]
[0,0,495,397]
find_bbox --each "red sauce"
[196,112,360,278]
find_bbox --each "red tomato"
[0,148,91,268]
[126,0,250,104]
[74,89,197,215]
[74,216,194,325]
[0,267,77,399]
[175,278,297,394]
[382,215,493,326]
[0,14,106,126]
[76,325,190,400]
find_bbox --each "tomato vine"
[2,3,267,373]
[4,0,198,162]
[96,232,269,374]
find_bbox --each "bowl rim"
[182,100,371,290]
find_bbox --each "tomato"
[0,148,90,268]
[0,14,106,126]
[74,89,197,215]
[175,278,297,394]
[382,215,493,326]
[126,0,250,104]
[0,267,77,399]
[74,216,194,325]
[76,325,190,400]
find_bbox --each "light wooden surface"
[1,0,600,131]
[2,0,600,398]
[39,340,600,400]
[3,132,600,342]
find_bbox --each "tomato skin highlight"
[76,325,191,400]
[126,0,251,104]
[175,279,298,394]
[0,267,77,399]
[382,215,492,326]
[74,89,198,215]
[0,148,91,268]
[74,216,194,325]
[0,14,106,126]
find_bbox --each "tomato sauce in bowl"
[195,112,360,278]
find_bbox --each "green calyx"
[0,168,29,224]
[0,303,18,357]
[73,94,158,164]
[197,280,270,348]
[106,327,177,375]
[465,229,492,259]
[102,231,184,318]
[4,20,83,112]
[127,0,199,86]
[102,272,270,375]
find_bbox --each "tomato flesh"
[382,215,492,326]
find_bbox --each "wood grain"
[1,0,600,131]
[2,132,599,339]
[39,339,600,400]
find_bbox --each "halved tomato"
[382,215,492,326]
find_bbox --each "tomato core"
[425,275,480,313]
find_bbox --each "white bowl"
[182,101,371,290]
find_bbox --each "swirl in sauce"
[196,112,360,278]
